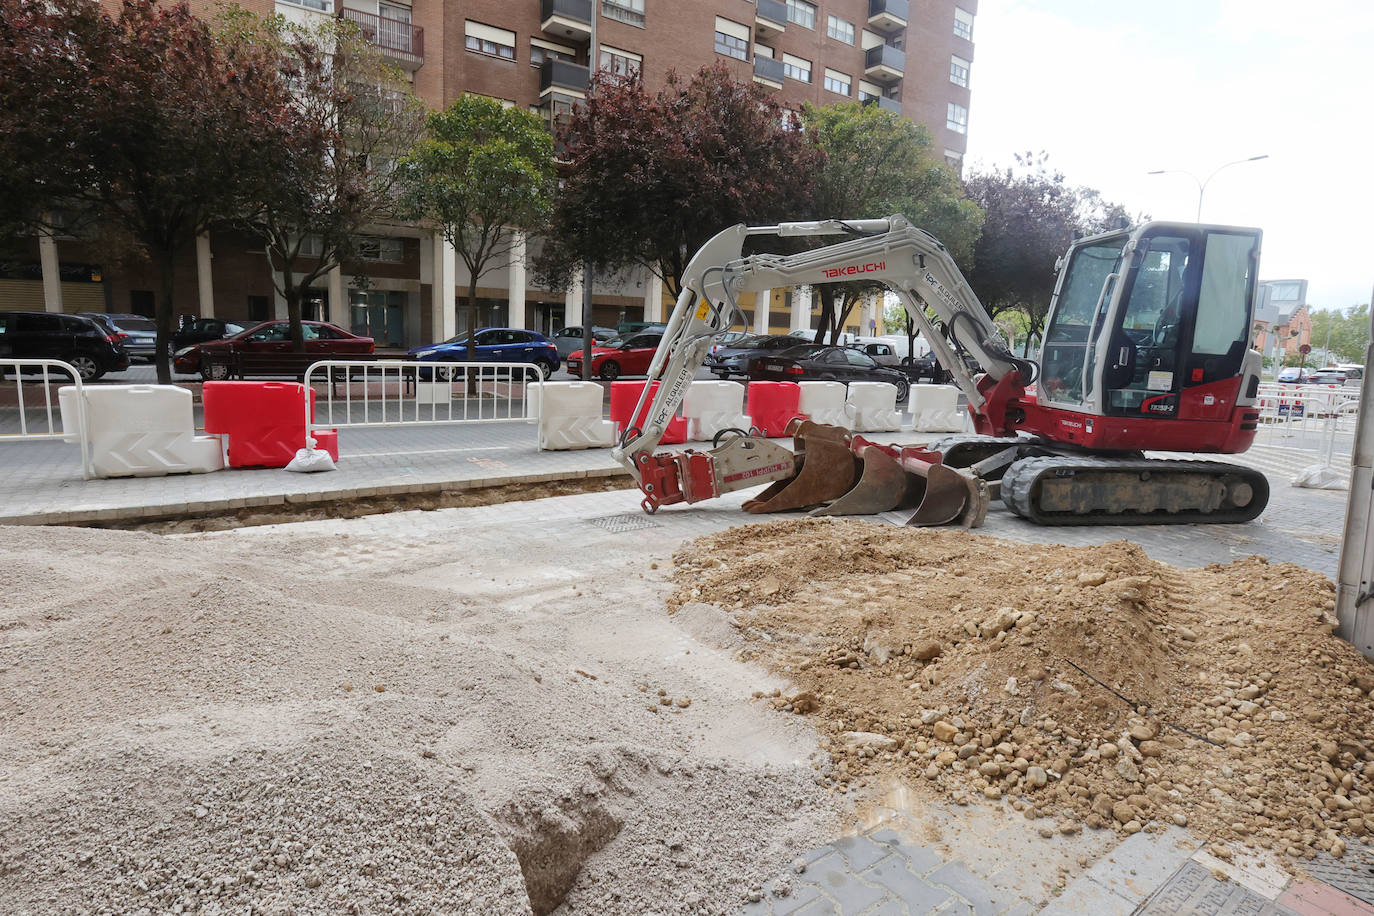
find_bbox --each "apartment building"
[10,0,978,348]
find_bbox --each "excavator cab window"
[1040,239,1124,406]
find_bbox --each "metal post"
[1336,282,1374,658]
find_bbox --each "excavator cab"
[1039,223,1262,439]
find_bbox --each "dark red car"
[173,320,374,379]
[566,332,663,380]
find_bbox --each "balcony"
[867,0,908,35]
[862,95,901,115]
[753,55,785,89]
[540,58,590,97]
[338,6,423,71]
[755,0,787,37]
[864,43,904,83]
[540,0,592,43]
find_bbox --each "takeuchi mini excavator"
[612,215,1270,527]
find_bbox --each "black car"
[0,311,130,381]
[749,345,910,401]
[898,352,983,384]
[172,316,250,354]
[705,334,813,378]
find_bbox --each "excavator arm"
[613,215,1028,512]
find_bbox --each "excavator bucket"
[742,421,862,513]
[810,440,922,517]
[899,449,989,528]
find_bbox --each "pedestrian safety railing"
[301,359,543,449]
[0,359,92,479]
[1253,383,1360,469]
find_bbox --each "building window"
[785,0,816,29]
[465,21,516,60]
[599,45,642,78]
[944,149,962,168]
[954,7,974,40]
[602,0,645,27]
[279,0,331,12]
[947,102,968,134]
[782,53,811,83]
[714,17,750,60]
[950,55,970,87]
[826,15,854,44]
[823,68,850,96]
[356,236,404,262]
[531,38,576,68]
[857,79,881,103]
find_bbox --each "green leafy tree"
[800,101,983,346]
[541,63,822,298]
[1309,304,1370,365]
[400,96,556,366]
[964,153,1134,345]
[225,10,426,353]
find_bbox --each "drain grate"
[587,514,662,533]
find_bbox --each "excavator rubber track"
[1000,455,1270,526]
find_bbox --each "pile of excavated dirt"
[670,519,1374,865]
[0,520,840,914]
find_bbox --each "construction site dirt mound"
[671,518,1374,864]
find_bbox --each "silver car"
[550,325,618,361]
[80,313,158,362]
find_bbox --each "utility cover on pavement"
[587,514,662,533]
[1137,861,1296,916]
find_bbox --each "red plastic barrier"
[608,380,687,445]
[747,381,804,438]
[203,381,338,468]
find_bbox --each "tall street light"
[1147,154,1269,222]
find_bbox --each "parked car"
[79,313,157,362]
[550,325,618,361]
[899,352,983,384]
[1276,367,1312,385]
[748,344,910,401]
[705,334,812,378]
[172,316,251,355]
[1308,368,1349,386]
[566,331,664,380]
[0,310,130,381]
[173,320,373,379]
[407,327,560,379]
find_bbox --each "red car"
[566,332,663,380]
[173,320,374,379]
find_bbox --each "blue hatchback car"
[408,327,560,379]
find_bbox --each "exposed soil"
[671,518,1374,865]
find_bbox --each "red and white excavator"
[613,214,1270,527]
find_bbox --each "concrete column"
[195,234,215,318]
[753,289,771,335]
[564,268,584,323]
[861,292,878,337]
[328,265,345,326]
[507,230,527,329]
[791,285,812,333]
[432,231,457,342]
[38,226,62,313]
[642,270,663,323]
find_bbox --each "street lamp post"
[1147,154,1269,222]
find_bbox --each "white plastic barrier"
[909,384,966,433]
[59,384,223,478]
[798,381,849,427]
[527,381,616,450]
[682,380,751,441]
[846,382,902,432]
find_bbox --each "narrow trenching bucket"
[810,440,923,517]
[742,421,862,514]
[899,449,989,528]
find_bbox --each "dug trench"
[673,518,1374,866]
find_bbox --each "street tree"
[800,101,982,347]
[399,95,556,366]
[1309,304,1371,365]
[87,0,295,382]
[225,11,426,353]
[963,153,1133,345]
[541,63,821,299]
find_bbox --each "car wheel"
[599,361,621,381]
[70,355,101,382]
[893,377,910,402]
[436,365,456,382]
[202,363,230,381]
[535,360,555,380]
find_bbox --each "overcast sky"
[962,0,1374,312]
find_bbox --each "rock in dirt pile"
[671,518,1374,863]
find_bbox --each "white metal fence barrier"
[0,359,91,479]
[1254,383,1360,469]
[301,360,543,451]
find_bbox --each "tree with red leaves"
[542,63,822,299]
